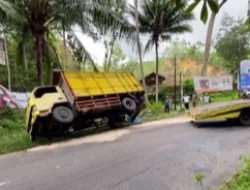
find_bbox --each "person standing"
[203,93,210,104]
[192,91,199,108]
[169,96,173,111]
[183,94,190,110]
[164,95,170,113]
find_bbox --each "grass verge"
[218,156,250,190]
[0,109,39,155]
[141,111,184,122]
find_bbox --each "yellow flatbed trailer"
[187,99,250,126]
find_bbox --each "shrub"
[183,78,194,96]
[148,86,182,104]
[0,109,38,155]
[210,91,238,102]
[145,102,165,116]
[219,157,250,190]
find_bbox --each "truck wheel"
[239,111,250,126]
[122,97,136,113]
[52,106,74,124]
[130,98,145,121]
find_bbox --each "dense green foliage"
[0,0,131,85]
[130,0,193,102]
[0,109,38,154]
[215,12,250,77]
[183,78,194,95]
[210,91,239,102]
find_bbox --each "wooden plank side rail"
[76,96,121,112]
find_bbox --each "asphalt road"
[1,116,250,190]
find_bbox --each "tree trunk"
[201,13,216,76]
[4,36,11,91]
[201,0,228,76]
[35,34,45,86]
[63,25,68,70]
[107,37,116,71]
[135,0,148,102]
[23,43,28,72]
[155,40,159,102]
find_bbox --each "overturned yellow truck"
[187,99,250,126]
[26,70,145,140]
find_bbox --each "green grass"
[141,111,184,122]
[210,91,239,103]
[0,109,39,155]
[140,101,184,122]
[218,157,250,190]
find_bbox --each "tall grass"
[219,157,250,190]
[0,109,38,154]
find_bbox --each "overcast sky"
[76,0,248,64]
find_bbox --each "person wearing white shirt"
[203,93,210,104]
[183,94,190,110]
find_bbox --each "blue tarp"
[125,115,142,124]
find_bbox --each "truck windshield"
[34,87,58,98]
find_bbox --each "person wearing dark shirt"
[164,96,170,113]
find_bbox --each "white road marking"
[0,181,12,187]
[56,165,61,169]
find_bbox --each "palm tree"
[134,0,148,102]
[0,0,131,86]
[130,0,193,102]
[201,0,228,76]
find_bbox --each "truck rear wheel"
[239,110,250,126]
[130,97,145,121]
[122,97,136,113]
[52,106,74,124]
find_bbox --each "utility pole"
[180,72,182,111]
[3,33,11,91]
[174,56,177,111]
[135,0,148,102]
[62,0,68,70]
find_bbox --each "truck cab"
[26,86,72,140]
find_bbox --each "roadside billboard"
[0,84,30,109]
[240,60,250,89]
[194,76,233,92]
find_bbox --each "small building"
[140,72,166,88]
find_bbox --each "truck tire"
[122,97,136,113]
[239,110,250,126]
[130,97,145,121]
[52,106,74,124]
